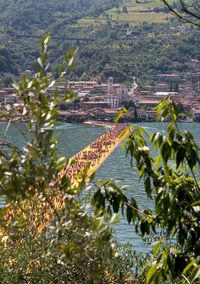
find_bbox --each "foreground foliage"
[0,36,135,283]
[0,201,126,283]
[0,34,199,283]
[92,99,200,283]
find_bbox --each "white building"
[104,96,119,108]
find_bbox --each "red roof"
[158,74,181,77]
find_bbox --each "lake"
[0,121,199,252]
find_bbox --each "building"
[157,74,182,83]
[104,96,119,108]
[155,83,169,92]
[81,101,110,111]
[193,110,200,121]
[0,89,18,105]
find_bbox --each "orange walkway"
[59,124,132,187]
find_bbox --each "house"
[135,98,161,109]
[157,74,182,83]
[193,109,200,121]
[0,89,18,105]
[81,101,110,111]
[0,90,7,102]
[133,109,157,122]
[155,83,169,92]
[104,96,119,108]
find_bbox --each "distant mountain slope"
[0,0,200,86]
[0,0,120,32]
[0,45,16,74]
[0,0,120,81]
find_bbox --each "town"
[1,58,200,122]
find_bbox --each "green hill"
[0,0,119,32]
[0,0,120,80]
[0,0,200,85]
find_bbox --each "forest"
[0,0,200,86]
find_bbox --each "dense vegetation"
[71,22,200,83]
[0,30,199,284]
[0,37,136,283]
[0,0,120,82]
[1,0,200,86]
[93,100,200,283]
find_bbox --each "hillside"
[0,0,120,82]
[0,0,119,32]
[0,0,200,85]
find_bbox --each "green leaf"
[37,57,43,68]
[112,195,120,213]
[176,146,186,168]
[192,200,200,206]
[146,261,158,284]
[152,242,161,255]
[161,141,171,164]
[168,126,175,144]
[150,131,158,143]
[172,141,179,151]
[140,220,149,235]
[161,107,169,121]
[182,259,198,275]
[144,176,151,197]
[193,267,200,282]
[187,148,198,169]
[126,205,133,224]
[110,213,119,224]
[114,107,129,123]
[60,175,70,189]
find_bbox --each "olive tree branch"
[0,140,23,155]
[162,0,200,28]
[180,0,200,20]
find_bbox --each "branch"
[162,0,200,28]
[0,140,23,155]
[0,120,11,152]
[180,0,200,21]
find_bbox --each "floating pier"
[59,123,132,187]
[1,123,132,235]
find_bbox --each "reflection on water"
[0,121,199,252]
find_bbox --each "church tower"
[108,77,113,95]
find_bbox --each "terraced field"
[78,0,175,27]
[106,0,173,24]
[107,11,171,23]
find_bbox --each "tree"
[0,34,73,201]
[92,98,200,283]
[109,4,200,280]
[162,0,200,28]
[0,36,133,283]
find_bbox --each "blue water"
[0,121,199,252]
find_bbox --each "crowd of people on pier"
[60,124,128,184]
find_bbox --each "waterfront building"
[81,101,110,111]
[104,95,119,108]
[0,89,18,105]
[193,108,200,121]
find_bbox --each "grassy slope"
[78,0,192,25]
[79,0,174,26]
